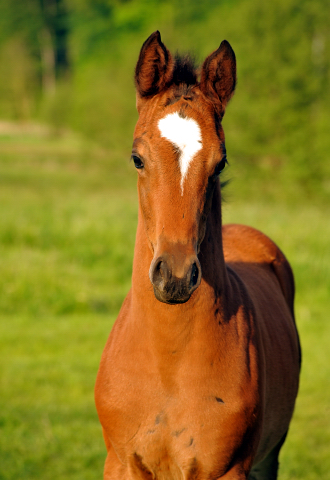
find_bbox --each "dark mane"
[172,54,198,86]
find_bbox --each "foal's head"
[133,31,236,304]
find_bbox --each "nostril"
[155,260,165,280]
[151,258,169,288]
[190,262,200,289]
[158,261,165,279]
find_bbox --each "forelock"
[164,54,198,106]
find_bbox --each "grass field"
[0,123,329,479]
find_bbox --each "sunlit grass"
[0,314,113,479]
[0,125,329,479]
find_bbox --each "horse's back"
[222,223,295,315]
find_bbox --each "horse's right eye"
[132,155,144,169]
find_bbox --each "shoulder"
[222,224,280,264]
[222,224,295,312]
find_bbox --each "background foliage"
[0,0,330,196]
[0,1,329,479]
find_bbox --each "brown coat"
[95,32,300,480]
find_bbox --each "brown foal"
[95,31,300,480]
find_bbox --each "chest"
[97,351,259,479]
[113,396,254,478]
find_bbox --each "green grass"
[0,128,137,316]
[0,124,329,479]
[0,314,111,480]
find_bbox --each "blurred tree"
[0,0,329,195]
[226,0,330,187]
[39,0,70,95]
[0,0,70,105]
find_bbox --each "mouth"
[153,287,192,305]
[152,278,196,304]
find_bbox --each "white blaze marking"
[158,112,202,194]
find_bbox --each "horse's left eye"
[214,156,228,176]
[132,155,144,169]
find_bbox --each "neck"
[198,182,228,296]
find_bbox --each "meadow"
[0,0,330,477]
[0,121,329,480]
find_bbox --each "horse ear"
[200,40,236,111]
[135,31,174,111]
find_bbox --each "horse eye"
[132,155,144,169]
[214,156,228,176]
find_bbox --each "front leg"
[103,434,152,480]
[217,465,250,480]
[103,444,129,480]
[101,429,128,480]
